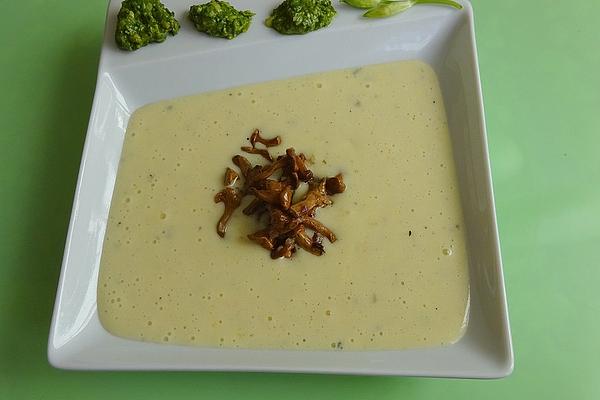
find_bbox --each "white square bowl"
[48,0,513,377]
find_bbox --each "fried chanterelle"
[214,129,346,259]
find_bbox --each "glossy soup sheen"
[97,60,470,350]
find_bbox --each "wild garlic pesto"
[265,0,336,35]
[189,1,254,39]
[115,0,180,51]
[98,60,470,351]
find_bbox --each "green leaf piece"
[363,0,462,19]
[340,0,382,10]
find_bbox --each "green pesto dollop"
[115,0,180,51]
[265,0,337,35]
[189,0,255,39]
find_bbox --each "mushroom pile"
[215,129,346,259]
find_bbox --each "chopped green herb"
[265,0,337,35]
[115,0,180,51]
[189,0,255,39]
[363,0,462,18]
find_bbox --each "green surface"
[1,0,599,398]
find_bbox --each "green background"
[1,1,599,398]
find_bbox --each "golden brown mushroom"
[214,130,346,259]
[214,187,242,238]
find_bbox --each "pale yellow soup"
[98,60,470,350]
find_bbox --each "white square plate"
[49,0,513,377]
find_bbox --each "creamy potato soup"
[98,60,470,350]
